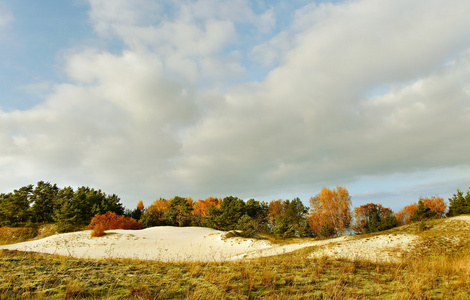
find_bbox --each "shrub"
[396,196,446,225]
[236,214,256,238]
[353,203,398,234]
[320,222,335,238]
[88,211,142,237]
[410,200,437,222]
[91,223,106,237]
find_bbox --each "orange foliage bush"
[396,196,446,225]
[421,196,447,218]
[395,203,418,226]
[91,223,105,237]
[88,211,142,237]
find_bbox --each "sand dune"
[0,227,277,262]
[0,225,421,262]
[2,216,469,265]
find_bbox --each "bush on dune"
[88,211,142,237]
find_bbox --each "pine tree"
[30,181,59,223]
[53,187,80,233]
[448,188,470,217]
[410,200,437,222]
[0,185,32,226]
[236,214,256,238]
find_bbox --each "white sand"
[5,216,468,262]
[309,234,419,263]
[448,215,470,221]
[308,216,470,263]
[0,226,419,263]
[0,227,280,262]
[0,226,361,262]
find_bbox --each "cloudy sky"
[1,0,469,211]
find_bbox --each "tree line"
[1,181,469,238]
[0,181,124,232]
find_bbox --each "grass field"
[1,217,469,299]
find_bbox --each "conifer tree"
[448,188,470,216]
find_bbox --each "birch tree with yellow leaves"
[308,186,352,237]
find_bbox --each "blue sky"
[1,0,470,212]
[0,1,90,110]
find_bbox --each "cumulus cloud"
[0,48,198,198]
[171,0,470,198]
[88,0,274,85]
[1,0,470,206]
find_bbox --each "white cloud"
[1,0,470,207]
[88,0,161,37]
[88,0,274,84]
[250,31,292,67]
[0,47,198,200]
[169,0,470,198]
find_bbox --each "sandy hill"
[1,216,469,263]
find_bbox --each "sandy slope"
[309,234,419,263]
[0,227,277,262]
[8,216,470,263]
[2,216,468,262]
[449,215,470,221]
[311,215,470,263]
[0,225,420,263]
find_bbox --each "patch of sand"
[309,234,419,263]
[0,227,278,262]
[0,226,419,263]
[449,215,470,221]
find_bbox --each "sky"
[1,0,470,212]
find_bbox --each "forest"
[1,181,469,239]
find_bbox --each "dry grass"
[0,216,469,299]
[1,247,468,299]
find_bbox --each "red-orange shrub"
[88,211,143,236]
[91,223,105,237]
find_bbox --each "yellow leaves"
[192,197,221,218]
[147,199,171,215]
[308,186,352,236]
[267,199,286,226]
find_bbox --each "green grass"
[1,217,469,299]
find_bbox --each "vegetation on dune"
[1,182,470,241]
[1,181,470,299]
[1,216,469,299]
[448,188,470,216]
[308,186,352,237]
[0,181,124,232]
[395,196,447,226]
[88,212,143,237]
[352,203,398,235]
